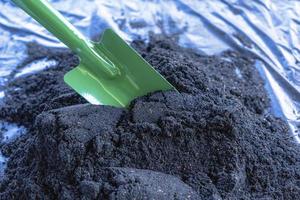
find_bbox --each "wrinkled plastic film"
[0,0,299,142]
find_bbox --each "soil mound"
[0,36,299,200]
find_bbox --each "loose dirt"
[0,36,299,200]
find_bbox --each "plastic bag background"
[0,0,300,143]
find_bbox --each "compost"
[0,36,299,200]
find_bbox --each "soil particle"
[0,36,299,200]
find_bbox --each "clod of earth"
[0,36,299,200]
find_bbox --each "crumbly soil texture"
[0,36,299,200]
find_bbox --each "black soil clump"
[0,36,299,200]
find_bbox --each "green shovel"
[12,0,175,107]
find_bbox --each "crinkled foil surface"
[0,0,300,142]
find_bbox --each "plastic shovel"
[12,0,175,107]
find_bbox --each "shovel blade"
[64,29,174,107]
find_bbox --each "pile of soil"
[0,36,299,200]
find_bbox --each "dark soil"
[0,36,299,200]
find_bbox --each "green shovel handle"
[12,0,119,78]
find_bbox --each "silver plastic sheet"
[0,0,300,143]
